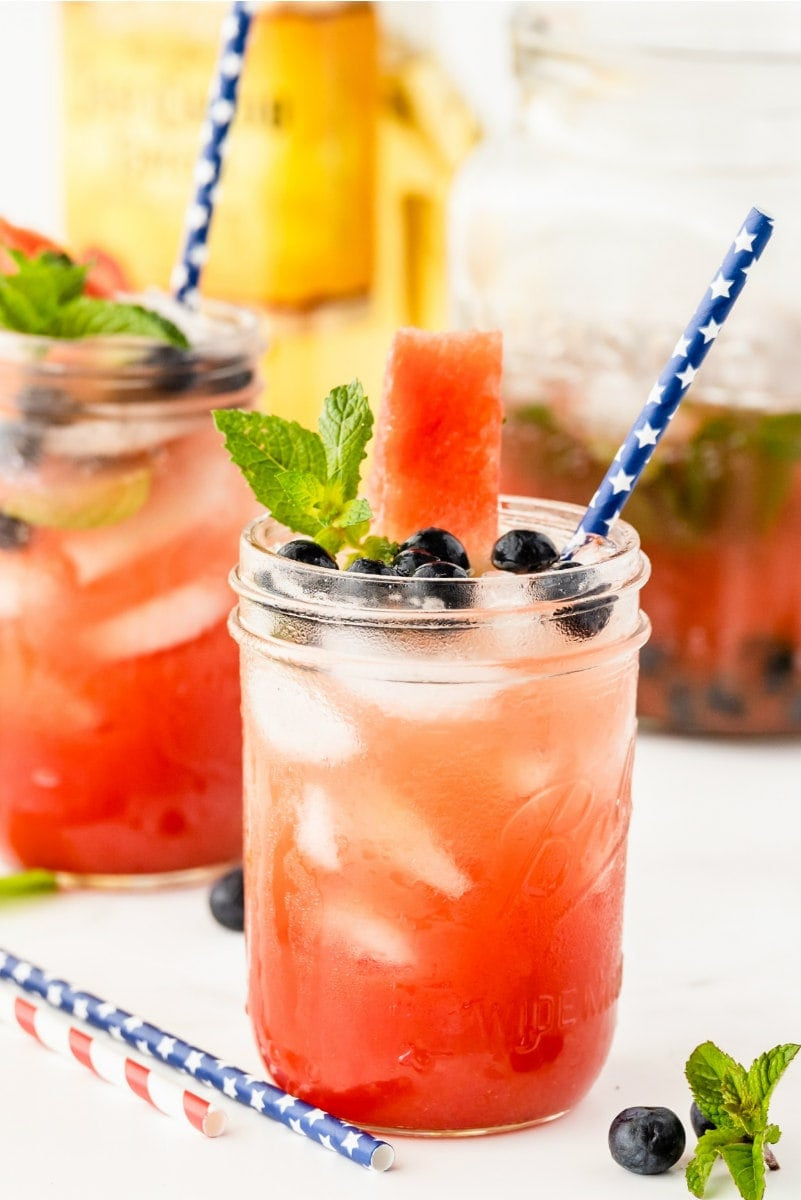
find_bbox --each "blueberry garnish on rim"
[277,539,339,570]
[411,560,471,610]
[346,558,397,576]
[400,527,470,572]
[491,528,559,574]
[392,547,437,576]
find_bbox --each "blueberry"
[491,528,559,574]
[400,527,469,571]
[392,547,437,577]
[706,684,746,718]
[17,385,78,425]
[277,539,339,569]
[0,512,31,551]
[0,421,43,468]
[346,558,397,576]
[209,866,245,932]
[690,1102,715,1138]
[412,560,471,610]
[608,1106,686,1175]
[668,684,698,731]
[761,641,795,693]
[145,344,195,393]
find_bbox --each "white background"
[1,3,800,1197]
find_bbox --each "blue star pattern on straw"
[562,206,775,556]
[171,2,254,308]
[0,949,394,1172]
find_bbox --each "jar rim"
[232,495,650,628]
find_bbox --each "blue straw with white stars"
[0,949,395,1172]
[171,2,254,307]
[562,206,774,556]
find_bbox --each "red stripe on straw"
[68,1027,98,1075]
[182,1089,212,1134]
[124,1058,156,1108]
[14,996,40,1041]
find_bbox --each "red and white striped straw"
[0,982,226,1138]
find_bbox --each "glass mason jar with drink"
[229,497,649,1133]
[216,323,651,1133]
[449,2,801,735]
[0,236,261,881]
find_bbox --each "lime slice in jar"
[2,462,151,529]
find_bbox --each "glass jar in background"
[0,301,261,882]
[230,496,649,1133]
[449,1,801,735]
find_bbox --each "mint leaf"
[687,1042,747,1129]
[0,250,186,345]
[0,868,58,899]
[213,409,327,483]
[52,297,189,347]
[748,1045,800,1121]
[213,380,389,561]
[719,1137,766,1200]
[685,1041,799,1200]
[686,1129,738,1198]
[318,380,373,502]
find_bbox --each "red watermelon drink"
[0,240,260,879]
[220,330,650,1132]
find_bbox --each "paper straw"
[562,206,774,556]
[0,949,395,1172]
[171,2,254,307]
[0,981,226,1137]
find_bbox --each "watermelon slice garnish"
[367,328,504,567]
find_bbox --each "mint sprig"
[213,380,397,562]
[685,1041,799,1200]
[0,249,188,347]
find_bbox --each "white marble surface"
[0,732,799,1198]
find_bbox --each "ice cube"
[61,440,235,585]
[321,902,415,967]
[91,577,231,660]
[0,555,64,618]
[296,784,340,871]
[243,663,359,763]
[343,790,471,900]
[332,670,507,722]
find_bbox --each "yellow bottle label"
[62,1,377,309]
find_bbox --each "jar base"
[53,861,238,892]
[348,1108,570,1139]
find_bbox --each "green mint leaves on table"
[213,380,397,562]
[0,869,58,900]
[0,249,189,347]
[685,1041,800,1200]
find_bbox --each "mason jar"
[0,300,261,882]
[230,496,650,1133]
[449,2,801,735]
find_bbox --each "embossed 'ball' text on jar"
[230,496,649,1134]
[449,2,801,734]
[0,301,262,882]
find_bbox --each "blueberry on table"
[608,1106,686,1175]
[0,512,31,551]
[277,539,339,569]
[209,866,245,932]
[392,547,437,576]
[346,558,397,576]
[690,1101,716,1138]
[491,528,559,574]
[400,527,470,571]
